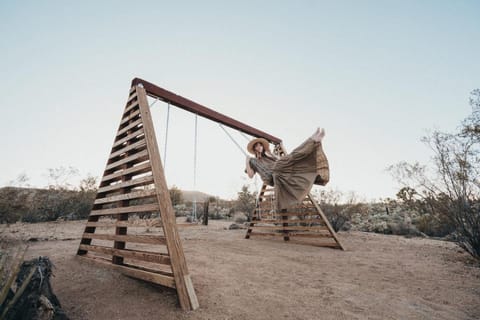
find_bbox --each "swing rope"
[163,102,170,169]
[219,124,266,215]
[192,114,198,222]
[219,124,248,157]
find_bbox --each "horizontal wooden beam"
[131,78,282,144]
[81,233,166,245]
[78,255,175,288]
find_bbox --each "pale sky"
[1,1,479,201]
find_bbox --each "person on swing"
[245,128,329,211]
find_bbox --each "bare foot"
[311,128,325,142]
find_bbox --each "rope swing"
[163,102,171,169]
[192,114,198,222]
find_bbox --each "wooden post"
[136,84,199,310]
[202,201,209,226]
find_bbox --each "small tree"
[316,190,364,232]
[235,185,257,221]
[389,90,480,258]
[169,185,184,206]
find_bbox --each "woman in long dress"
[245,128,329,211]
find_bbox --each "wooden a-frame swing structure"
[77,78,344,311]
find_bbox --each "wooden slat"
[101,162,151,183]
[94,189,157,205]
[112,127,144,148]
[81,233,166,245]
[124,97,139,114]
[120,109,141,126]
[90,203,159,216]
[78,244,171,265]
[257,212,320,217]
[249,225,328,231]
[247,232,285,237]
[105,149,149,171]
[117,118,143,137]
[78,255,175,288]
[109,139,147,160]
[98,175,154,193]
[85,221,163,228]
[250,218,327,224]
[288,233,334,238]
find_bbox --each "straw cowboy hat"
[247,138,271,155]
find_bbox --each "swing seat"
[314,142,329,186]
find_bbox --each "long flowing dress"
[248,138,329,210]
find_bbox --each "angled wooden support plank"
[307,194,345,250]
[135,84,199,311]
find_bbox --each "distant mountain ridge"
[181,190,215,202]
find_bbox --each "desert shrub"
[316,190,367,232]
[387,221,422,236]
[0,187,96,224]
[234,212,248,224]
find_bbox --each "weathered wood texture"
[131,78,281,144]
[77,84,198,311]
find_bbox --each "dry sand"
[1,220,479,320]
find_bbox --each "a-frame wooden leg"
[77,84,198,311]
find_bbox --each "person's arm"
[245,156,255,178]
[266,151,279,160]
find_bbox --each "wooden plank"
[78,255,175,288]
[120,109,140,126]
[89,203,159,216]
[250,225,328,231]
[124,97,139,114]
[105,149,149,171]
[81,233,166,245]
[289,241,341,248]
[117,118,143,137]
[115,264,175,288]
[306,194,345,250]
[136,84,198,311]
[97,175,154,193]
[94,189,157,205]
[112,127,144,148]
[101,162,151,183]
[257,211,320,217]
[131,78,282,144]
[78,244,171,265]
[250,218,327,224]
[288,233,334,238]
[85,220,163,228]
[109,139,147,160]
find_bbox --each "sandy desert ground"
[1,219,479,320]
